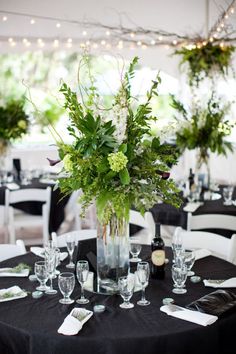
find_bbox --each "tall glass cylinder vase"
[97,214,130,294]
[195,148,210,190]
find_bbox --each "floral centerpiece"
[0,98,29,167]
[54,56,181,291]
[172,93,234,187]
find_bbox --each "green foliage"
[172,93,234,163]
[174,43,235,86]
[0,98,29,142]
[57,57,181,224]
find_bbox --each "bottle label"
[151,250,165,266]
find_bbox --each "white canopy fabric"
[0,0,234,77]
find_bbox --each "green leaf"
[119,168,130,185]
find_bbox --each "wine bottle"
[151,223,165,279]
[188,168,195,190]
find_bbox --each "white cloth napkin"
[0,286,27,302]
[0,267,29,277]
[194,249,212,260]
[6,183,20,190]
[203,277,236,288]
[30,247,68,261]
[58,308,93,336]
[160,304,218,326]
[183,202,203,213]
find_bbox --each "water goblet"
[45,252,58,295]
[34,261,49,291]
[171,229,183,263]
[118,274,135,309]
[76,260,89,304]
[172,264,188,294]
[53,247,61,277]
[58,272,75,304]
[66,234,76,269]
[223,186,234,206]
[183,250,195,276]
[137,261,150,306]
[129,239,142,262]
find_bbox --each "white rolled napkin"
[58,308,93,336]
[30,247,68,261]
[183,202,203,213]
[194,249,212,260]
[0,267,29,277]
[6,183,20,190]
[203,277,236,288]
[160,304,218,326]
[0,286,27,302]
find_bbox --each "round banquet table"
[0,247,235,354]
[150,186,236,237]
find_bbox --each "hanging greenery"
[174,42,235,86]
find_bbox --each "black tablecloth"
[0,179,70,233]
[151,186,236,237]
[0,248,235,354]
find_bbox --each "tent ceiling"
[0,0,235,77]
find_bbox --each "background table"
[0,247,235,354]
[150,186,236,237]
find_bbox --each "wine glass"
[129,239,142,262]
[76,260,89,304]
[171,228,183,263]
[58,272,75,304]
[45,252,57,295]
[183,250,195,276]
[34,261,49,291]
[172,264,188,294]
[118,274,135,309]
[66,234,76,269]
[136,261,150,306]
[223,186,234,206]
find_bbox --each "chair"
[187,213,236,233]
[0,239,26,262]
[129,210,155,244]
[5,187,51,245]
[174,226,236,264]
[52,229,97,248]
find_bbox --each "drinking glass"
[118,275,135,309]
[172,264,188,294]
[34,261,49,291]
[45,252,58,295]
[58,272,75,304]
[76,260,89,304]
[129,239,142,262]
[137,261,150,306]
[183,250,195,276]
[54,247,61,276]
[66,234,76,269]
[172,229,183,263]
[223,186,234,205]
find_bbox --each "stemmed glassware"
[66,234,76,269]
[223,186,234,205]
[76,260,89,304]
[172,229,183,263]
[137,261,150,306]
[172,264,188,294]
[118,274,135,309]
[183,250,195,276]
[34,261,49,291]
[129,239,142,263]
[58,272,75,304]
[45,252,58,295]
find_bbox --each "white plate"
[0,268,29,277]
[0,286,27,302]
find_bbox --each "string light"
[67,38,72,43]
[130,32,135,38]
[56,23,61,28]
[101,40,106,45]
[2,16,7,21]
[53,39,59,47]
[30,19,35,24]
[105,30,110,36]
[158,36,163,41]
[8,37,13,43]
[82,30,87,36]
[10,41,16,47]
[150,39,156,45]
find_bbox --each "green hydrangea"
[108,151,128,172]
[63,154,73,172]
[17,120,27,130]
